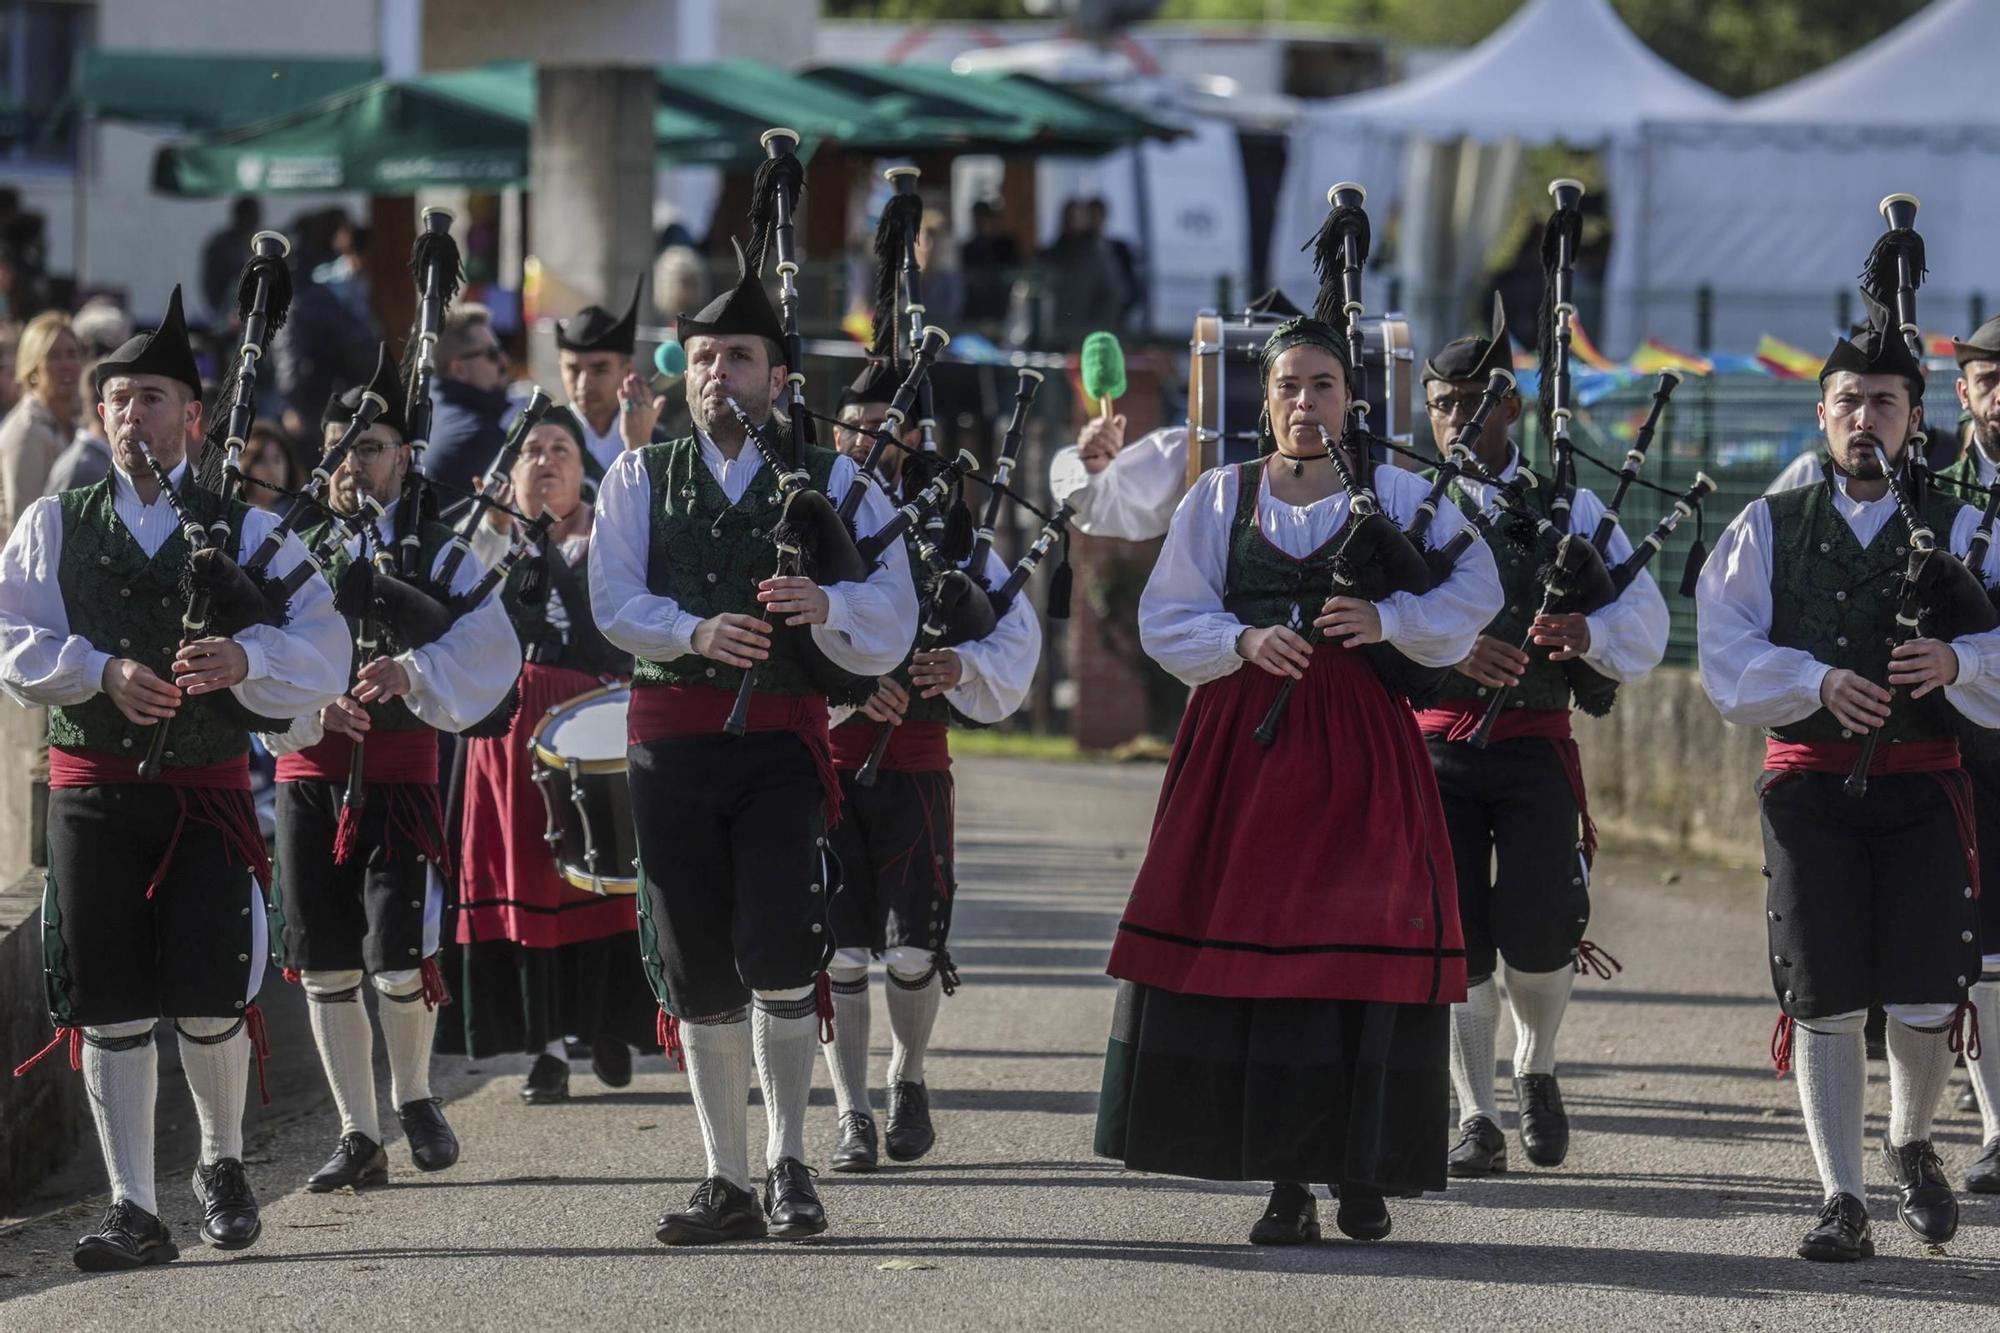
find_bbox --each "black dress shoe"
[591,1036,632,1089]
[764,1156,828,1239]
[1247,1182,1319,1245]
[830,1111,879,1173]
[1797,1192,1874,1262]
[1883,1139,1958,1244]
[1446,1115,1508,1177]
[885,1080,935,1162]
[1957,1081,1981,1115]
[1334,1183,1392,1241]
[1967,1137,2000,1194]
[73,1201,179,1272]
[191,1158,261,1250]
[398,1097,460,1172]
[307,1131,389,1192]
[654,1176,768,1246]
[521,1052,570,1104]
[1515,1074,1570,1167]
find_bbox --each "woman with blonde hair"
[0,310,83,538]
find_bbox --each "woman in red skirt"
[1095,313,1502,1244]
[439,413,659,1101]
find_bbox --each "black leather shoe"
[398,1097,460,1172]
[191,1158,261,1250]
[1967,1137,2000,1194]
[520,1052,570,1104]
[764,1156,827,1239]
[307,1131,389,1192]
[1957,1081,1981,1115]
[1446,1115,1508,1177]
[885,1080,935,1162]
[830,1111,879,1173]
[1797,1192,1874,1262]
[1515,1074,1570,1167]
[1883,1139,1958,1244]
[73,1201,179,1272]
[654,1176,767,1246]
[1247,1182,1319,1245]
[1334,1183,1392,1241]
[591,1036,632,1089]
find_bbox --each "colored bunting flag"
[1755,335,1820,381]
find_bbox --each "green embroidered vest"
[1766,478,1964,744]
[48,478,252,766]
[1930,449,2000,762]
[632,437,841,695]
[1429,464,1573,713]
[1220,460,1338,629]
[297,512,458,733]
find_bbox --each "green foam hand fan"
[1080,330,1126,422]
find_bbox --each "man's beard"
[1834,432,1889,480]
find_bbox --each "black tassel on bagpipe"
[872,184,925,361]
[393,209,463,576]
[746,148,807,287]
[1862,193,1926,362]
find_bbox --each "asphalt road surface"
[2,755,1997,1330]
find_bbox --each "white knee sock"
[175,1016,248,1164]
[1449,976,1502,1127]
[885,964,942,1086]
[1794,1017,1868,1200]
[303,969,379,1142]
[543,1037,568,1060]
[682,1011,753,1190]
[1505,963,1576,1078]
[1969,976,2000,1143]
[372,969,437,1108]
[752,987,820,1169]
[82,1021,159,1215]
[1886,1017,1957,1147]
[821,963,873,1117]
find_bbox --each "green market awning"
[798,63,1182,157]
[71,52,380,131]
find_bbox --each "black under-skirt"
[433,933,663,1059]
[1095,981,1451,1193]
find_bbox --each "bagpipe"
[1463,181,1697,744]
[1253,184,1480,745]
[391,208,461,579]
[138,232,296,774]
[1846,193,2000,795]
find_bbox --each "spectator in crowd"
[202,197,263,325]
[1038,198,1131,345]
[43,360,112,495]
[0,321,20,418]
[240,421,302,514]
[915,207,965,329]
[70,297,132,358]
[0,311,82,539]
[273,243,378,442]
[312,217,374,327]
[1086,197,1143,329]
[424,304,511,490]
[960,200,1021,324]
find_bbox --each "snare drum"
[1186,311,1413,486]
[528,683,639,896]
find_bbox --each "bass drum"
[1186,311,1413,487]
[527,683,638,897]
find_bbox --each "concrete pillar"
[528,66,659,391]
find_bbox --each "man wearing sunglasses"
[423,305,511,491]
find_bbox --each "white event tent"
[1272,0,1724,357]
[1606,0,2000,357]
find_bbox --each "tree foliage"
[825,0,1933,99]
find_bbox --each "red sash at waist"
[628,683,842,827]
[276,726,439,786]
[48,748,250,791]
[1764,737,1962,775]
[1415,698,1572,745]
[830,718,951,774]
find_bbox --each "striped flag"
[1754,334,1820,380]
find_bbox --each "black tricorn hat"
[322,344,409,438]
[98,285,201,398]
[1423,293,1514,385]
[1243,288,1303,319]
[555,274,643,355]
[676,239,787,353]
[1952,313,2000,369]
[1821,296,1926,398]
[837,358,900,412]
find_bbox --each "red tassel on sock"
[420,956,451,1011]
[282,967,301,985]
[658,1011,685,1072]
[814,971,835,1045]
[1770,1013,1795,1078]
[1952,1000,1984,1062]
[332,799,363,865]
[1573,939,1622,981]
[12,1025,81,1078]
[245,1004,272,1107]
